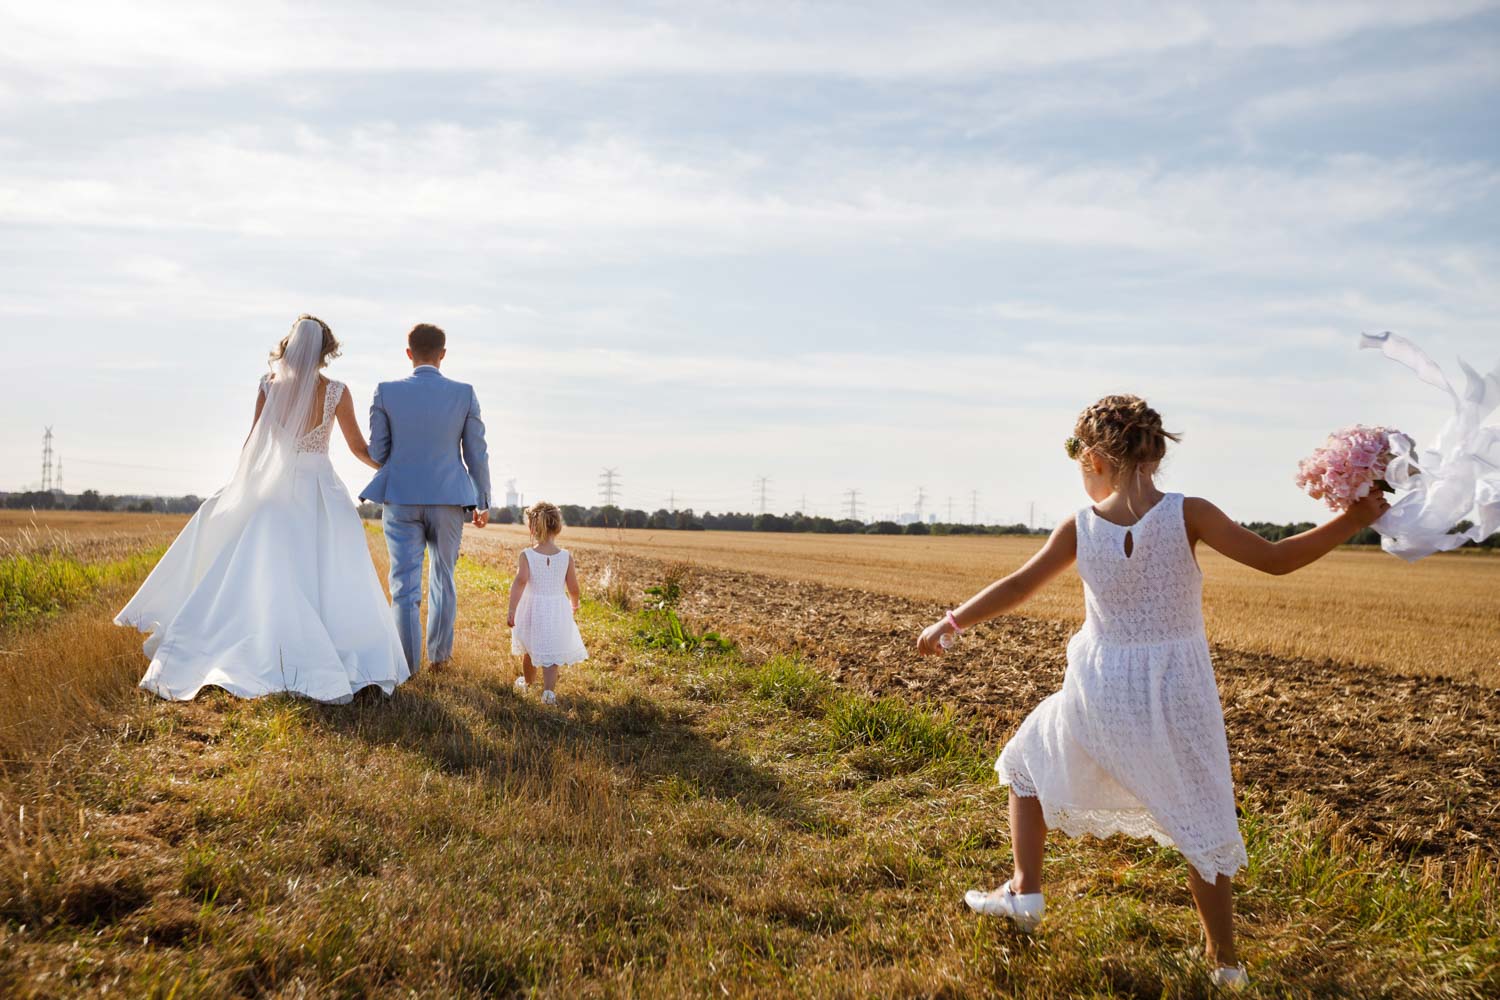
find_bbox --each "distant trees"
[3,491,58,510]
[1236,520,1498,548]
[1,490,203,514]
[346,497,1500,549]
[73,489,108,511]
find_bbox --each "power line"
[914,485,927,522]
[946,495,954,523]
[598,467,621,506]
[754,475,771,515]
[971,490,979,525]
[843,488,862,520]
[41,427,53,492]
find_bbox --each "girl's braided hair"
[1067,394,1180,477]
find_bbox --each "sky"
[2,1,1498,525]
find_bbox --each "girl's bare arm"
[1184,492,1388,576]
[507,553,530,627]
[565,558,581,610]
[916,519,1078,655]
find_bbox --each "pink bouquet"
[1294,425,1406,511]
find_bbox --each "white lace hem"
[510,637,589,668]
[997,764,1246,883]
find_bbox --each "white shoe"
[1209,965,1248,990]
[513,676,529,694]
[963,880,1044,931]
[541,690,557,706]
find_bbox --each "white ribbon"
[1358,332,1500,561]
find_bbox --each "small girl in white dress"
[916,395,1389,988]
[507,501,587,705]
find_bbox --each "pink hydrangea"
[1294,425,1400,511]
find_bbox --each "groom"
[361,323,491,673]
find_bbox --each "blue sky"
[2,1,1497,524]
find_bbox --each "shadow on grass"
[306,669,812,826]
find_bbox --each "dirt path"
[584,551,1499,866]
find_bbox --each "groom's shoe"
[429,659,449,671]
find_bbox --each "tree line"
[13,491,1496,549]
[2,490,204,514]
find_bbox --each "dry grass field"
[0,510,187,560]
[0,512,1496,996]
[480,525,1500,686]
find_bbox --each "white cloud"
[4,0,1497,106]
[2,2,1497,523]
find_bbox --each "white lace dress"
[116,378,410,703]
[996,493,1247,882]
[511,548,588,667]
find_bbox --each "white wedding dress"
[116,322,409,704]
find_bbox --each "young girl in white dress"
[916,395,1390,989]
[507,501,587,705]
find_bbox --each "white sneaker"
[963,880,1044,931]
[541,690,557,706]
[1209,965,1248,990]
[513,676,529,694]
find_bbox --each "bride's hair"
[525,501,564,542]
[271,315,341,369]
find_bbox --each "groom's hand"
[472,509,489,528]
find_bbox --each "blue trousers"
[382,504,465,672]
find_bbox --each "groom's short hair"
[408,323,446,360]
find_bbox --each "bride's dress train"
[116,332,408,704]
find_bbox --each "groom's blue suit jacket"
[360,366,491,509]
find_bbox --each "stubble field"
[1,509,1496,996]
[480,523,1500,685]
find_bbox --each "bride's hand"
[506,615,515,628]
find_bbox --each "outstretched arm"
[506,552,530,628]
[462,387,491,527]
[1184,493,1388,576]
[335,390,380,470]
[916,519,1078,655]
[368,385,391,466]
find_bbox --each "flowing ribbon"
[1358,332,1500,561]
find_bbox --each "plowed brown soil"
[479,524,1500,684]
[541,545,1500,867]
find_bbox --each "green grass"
[748,655,829,713]
[1,552,1496,997]
[824,692,989,780]
[0,546,165,629]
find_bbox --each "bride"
[116,316,410,703]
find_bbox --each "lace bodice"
[1075,493,1203,645]
[260,375,345,454]
[521,548,571,596]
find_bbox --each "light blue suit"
[360,365,491,672]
